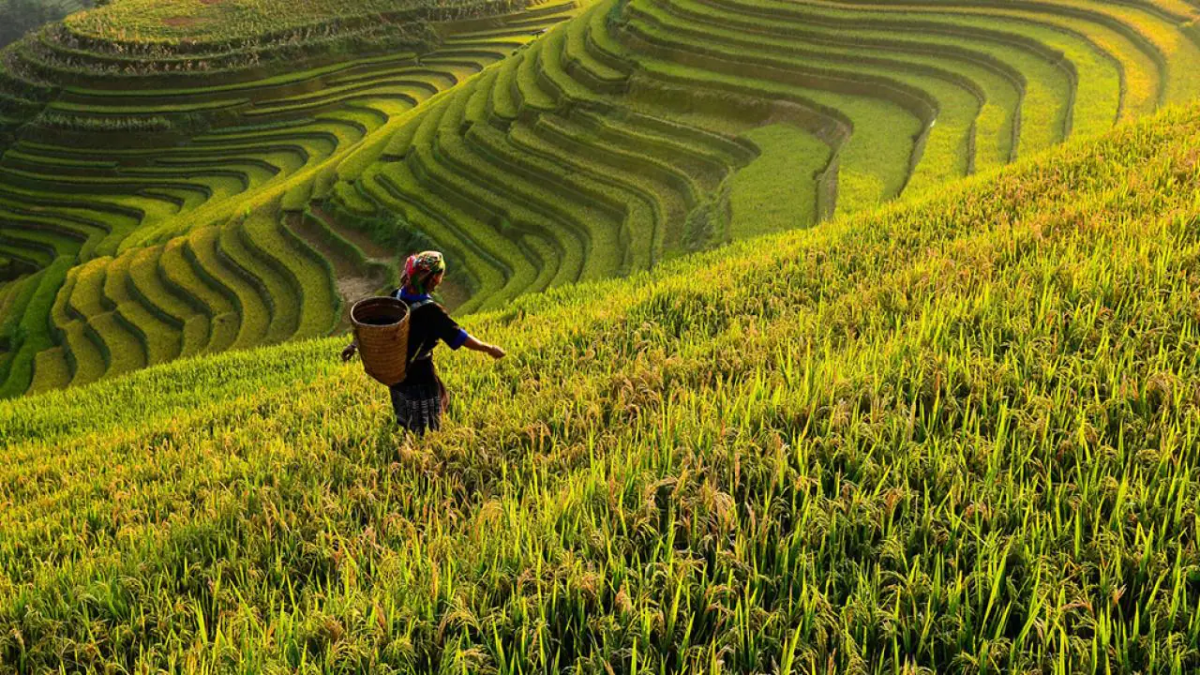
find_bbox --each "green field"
[4,103,1200,671]
[4,0,1200,666]
[0,0,1198,396]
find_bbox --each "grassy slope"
[729,123,831,239]
[7,0,1200,401]
[3,104,1200,672]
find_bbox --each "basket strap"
[392,287,435,312]
[405,297,437,366]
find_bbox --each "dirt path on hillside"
[285,212,388,330]
[310,205,395,262]
[307,206,471,312]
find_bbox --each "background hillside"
[0,0,87,50]
[3,105,1200,671]
[2,0,1200,397]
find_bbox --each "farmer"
[342,251,506,434]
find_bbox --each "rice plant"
[4,103,1200,672]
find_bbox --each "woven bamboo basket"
[351,296,410,386]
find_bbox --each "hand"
[340,343,358,362]
[488,344,507,360]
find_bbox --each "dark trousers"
[388,380,447,434]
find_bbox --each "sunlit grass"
[4,104,1200,671]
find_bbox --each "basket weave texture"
[351,296,410,386]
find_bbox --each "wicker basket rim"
[350,296,409,329]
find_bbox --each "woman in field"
[342,251,506,434]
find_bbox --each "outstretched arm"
[461,334,505,359]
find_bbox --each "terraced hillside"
[0,0,574,397]
[1,0,1200,397]
[3,104,1200,671]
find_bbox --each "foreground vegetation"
[3,104,1200,672]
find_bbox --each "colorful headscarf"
[402,250,446,294]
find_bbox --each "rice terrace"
[2,0,1200,669]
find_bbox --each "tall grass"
[3,104,1200,672]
